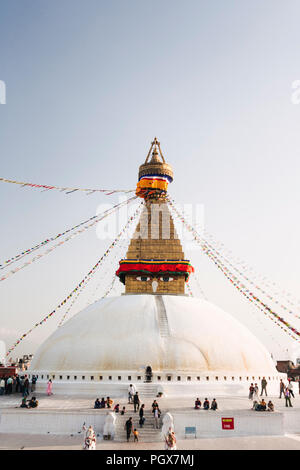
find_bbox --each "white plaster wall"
[0,411,106,435]
[171,411,284,439]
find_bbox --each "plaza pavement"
[1,391,300,450]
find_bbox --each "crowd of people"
[194,398,218,410]
[0,374,37,396]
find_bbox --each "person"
[114,403,120,413]
[133,392,140,412]
[152,400,158,411]
[100,398,106,408]
[6,376,13,395]
[106,397,113,408]
[211,398,218,410]
[28,397,39,408]
[154,407,160,429]
[249,383,254,400]
[24,376,29,396]
[288,380,295,398]
[260,399,267,411]
[252,400,259,410]
[133,428,139,442]
[194,398,201,409]
[83,425,96,450]
[165,429,177,450]
[125,417,133,442]
[203,398,210,410]
[260,377,267,396]
[285,387,293,408]
[20,396,29,408]
[128,384,136,404]
[0,378,5,395]
[47,379,53,396]
[267,401,274,412]
[94,398,101,409]
[279,379,285,398]
[121,406,126,416]
[31,375,37,393]
[139,404,145,427]
[20,376,25,395]
[253,383,259,400]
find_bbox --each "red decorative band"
[116,261,194,284]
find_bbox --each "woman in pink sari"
[47,379,53,396]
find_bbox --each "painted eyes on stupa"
[135,276,174,282]
[160,276,174,282]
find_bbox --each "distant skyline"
[0,0,300,360]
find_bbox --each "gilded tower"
[116,138,194,294]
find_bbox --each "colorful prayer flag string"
[0,177,134,196]
[167,197,300,342]
[0,196,137,276]
[6,201,144,357]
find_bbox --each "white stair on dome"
[155,295,170,337]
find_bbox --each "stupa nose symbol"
[152,280,158,293]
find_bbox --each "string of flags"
[0,177,134,196]
[201,234,300,321]
[203,230,300,314]
[6,202,143,357]
[167,197,300,343]
[0,196,137,280]
[57,211,140,327]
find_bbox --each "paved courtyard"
[1,392,300,450]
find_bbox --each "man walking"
[125,417,133,442]
[260,377,268,396]
[133,392,140,413]
[288,380,295,398]
[279,379,285,398]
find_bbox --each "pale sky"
[0,0,300,361]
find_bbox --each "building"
[29,139,283,396]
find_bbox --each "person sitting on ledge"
[114,404,120,413]
[194,398,201,409]
[106,397,114,408]
[203,398,210,410]
[252,400,259,410]
[28,397,38,408]
[211,398,218,410]
[100,398,106,408]
[267,401,274,412]
[94,398,101,409]
[260,399,267,411]
[20,396,29,408]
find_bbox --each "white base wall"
[172,411,285,439]
[0,411,106,436]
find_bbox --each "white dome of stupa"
[30,295,278,377]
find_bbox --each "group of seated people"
[20,396,39,408]
[252,399,274,412]
[112,404,126,414]
[194,398,218,410]
[94,397,114,409]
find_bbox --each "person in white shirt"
[128,384,136,403]
[288,380,295,398]
[0,378,5,395]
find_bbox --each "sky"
[0,0,300,361]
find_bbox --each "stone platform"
[0,392,299,441]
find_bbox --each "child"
[133,428,139,442]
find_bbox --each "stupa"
[29,138,282,396]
